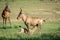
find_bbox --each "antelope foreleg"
[3,18,4,27]
[8,17,11,27]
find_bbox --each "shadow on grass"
[0,26,12,29]
[0,33,60,40]
[0,25,19,29]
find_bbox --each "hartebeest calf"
[17,8,45,34]
[18,26,37,34]
[2,3,11,29]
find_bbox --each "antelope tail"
[43,17,49,22]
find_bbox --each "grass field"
[0,22,60,40]
[0,0,60,40]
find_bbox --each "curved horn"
[5,2,8,6]
[19,8,22,14]
[5,2,9,9]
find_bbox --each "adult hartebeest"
[17,8,45,34]
[2,3,11,29]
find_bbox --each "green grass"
[0,22,60,40]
